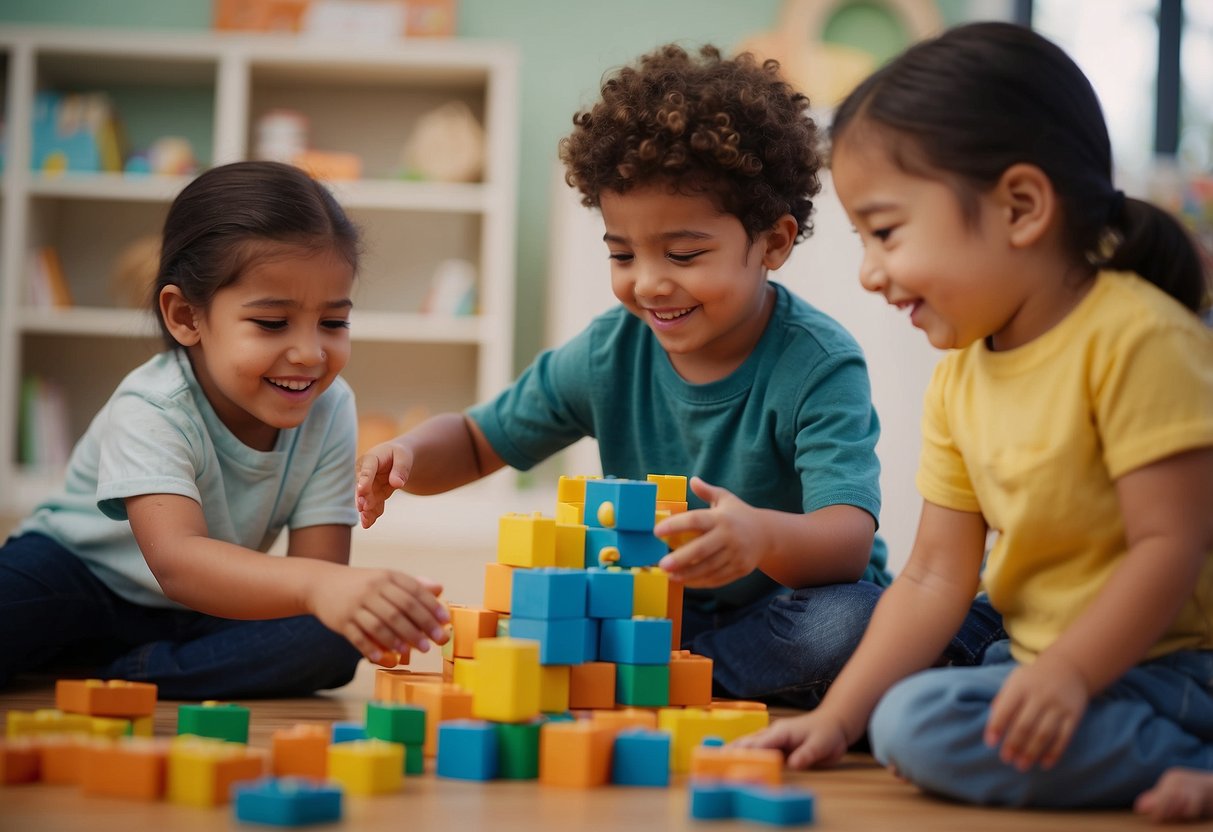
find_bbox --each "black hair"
[152,160,360,348]
[831,21,1209,312]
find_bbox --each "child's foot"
[1134,768,1213,823]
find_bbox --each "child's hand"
[355,441,413,528]
[654,476,769,588]
[731,711,850,770]
[1134,768,1213,823]
[309,566,449,663]
[983,651,1090,772]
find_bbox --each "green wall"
[0,0,976,372]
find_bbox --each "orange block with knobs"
[0,739,40,784]
[690,744,783,786]
[539,721,614,787]
[590,708,658,734]
[669,651,713,707]
[271,723,329,779]
[39,736,86,784]
[81,738,169,800]
[667,579,685,649]
[483,562,514,613]
[450,605,499,658]
[374,668,442,703]
[56,679,157,718]
[410,682,474,757]
[568,662,616,710]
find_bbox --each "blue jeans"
[0,533,360,699]
[870,639,1213,808]
[682,582,1005,710]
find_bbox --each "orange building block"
[39,736,85,784]
[539,721,614,787]
[568,662,616,710]
[374,668,442,702]
[271,723,329,779]
[81,739,169,800]
[0,739,40,784]
[449,605,499,658]
[669,651,713,707]
[410,682,474,757]
[483,562,514,613]
[56,679,157,718]
[690,744,783,786]
[590,708,658,734]
[667,578,685,649]
[708,699,769,712]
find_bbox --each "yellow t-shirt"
[917,271,1213,663]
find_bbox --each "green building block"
[177,702,250,743]
[494,720,541,780]
[365,702,426,746]
[616,664,670,707]
[405,743,425,776]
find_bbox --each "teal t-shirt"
[469,282,890,611]
[18,349,359,608]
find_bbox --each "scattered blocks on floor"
[610,729,670,787]
[538,720,614,788]
[177,701,250,744]
[690,781,816,826]
[81,738,169,800]
[55,679,157,718]
[233,776,343,826]
[326,740,403,796]
[436,720,498,781]
[271,724,329,779]
[167,736,267,807]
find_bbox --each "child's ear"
[159,285,201,347]
[761,214,800,270]
[997,163,1055,248]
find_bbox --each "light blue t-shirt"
[19,349,359,608]
[469,282,890,611]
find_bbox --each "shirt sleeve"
[916,356,981,513]
[289,384,359,529]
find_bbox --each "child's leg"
[1135,768,1213,822]
[869,644,1213,808]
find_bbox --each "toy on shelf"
[400,100,485,183]
[32,92,124,174]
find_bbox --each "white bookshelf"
[0,26,519,522]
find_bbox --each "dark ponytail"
[1105,196,1208,312]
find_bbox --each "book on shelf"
[18,375,72,469]
[26,246,73,309]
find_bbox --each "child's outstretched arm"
[653,476,875,588]
[734,501,988,767]
[127,494,449,664]
[984,447,1213,773]
[355,412,505,528]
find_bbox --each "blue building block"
[233,777,343,826]
[585,527,668,568]
[511,568,588,620]
[331,722,367,744]
[509,617,597,665]
[599,617,673,665]
[586,568,634,619]
[436,720,499,781]
[585,478,658,532]
[689,781,737,820]
[611,729,671,787]
[734,784,816,826]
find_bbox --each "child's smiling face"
[599,185,795,383]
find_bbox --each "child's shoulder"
[770,282,866,359]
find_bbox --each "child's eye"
[608,252,634,263]
[872,228,893,242]
[667,251,704,263]
[323,319,351,330]
[252,319,287,330]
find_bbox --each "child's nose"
[289,334,326,365]
[634,260,669,299]
[858,253,887,294]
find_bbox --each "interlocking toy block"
[435,720,498,780]
[555,501,584,525]
[568,662,616,710]
[690,780,736,819]
[496,618,511,637]
[585,478,658,532]
[409,683,474,757]
[585,527,667,568]
[443,658,456,682]
[497,512,557,567]
[611,729,671,787]
[538,720,614,787]
[555,523,587,568]
[647,473,688,502]
[327,740,404,796]
[495,720,541,780]
[88,716,134,739]
[690,743,783,786]
[177,701,250,743]
[449,605,500,658]
[366,702,426,747]
[511,568,588,619]
[616,663,670,707]
[452,657,477,691]
[38,735,85,784]
[509,616,597,665]
[471,637,540,723]
[660,708,771,772]
[708,699,769,712]
[81,738,169,800]
[168,736,267,807]
[6,708,91,737]
[730,783,816,826]
[374,668,443,703]
[56,679,157,718]
[539,665,571,714]
[668,578,685,649]
[483,562,515,613]
[656,499,689,514]
[0,739,40,784]
[404,743,424,776]
[590,708,658,734]
[233,777,343,827]
[331,722,367,744]
[669,651,713,707]
[586,567,634,619]
[271,724,329,779]
[632,566,669,617]
[557,474,599,503]
[599,617,674,665]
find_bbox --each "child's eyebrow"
[602,230,713,244]
[242,298,353,310]
[851,201,897,219]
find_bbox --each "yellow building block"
[647,474,688,502]
[656,499,688,515]
[554,523,587,569]
[6,709,91,738]
[471,638,539,723]
[557,474,599,503]
[632,567,669,618]
[453,657,477,693]
[167,736,267,807]
[327,740,404,796]
[497,513,557,568]
[539,665,571,714]
[555,501,584,525]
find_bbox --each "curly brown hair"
[559,43,822,243]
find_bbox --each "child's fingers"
[353,603,432,655]
[1012,709,1061,771]
[380,577,450,643]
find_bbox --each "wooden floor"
[0,663,1163,832]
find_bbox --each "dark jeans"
[0,533,360,699]
[681,580,1005,710]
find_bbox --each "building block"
[599,617,673,665]
[326,740,403,796]
[632,567,669,617]
[556,501,584,525]
[660,708,771,772]
[585,478,658,532]
[656,499,689,515]
[690,744,783,786]
[539,664,571,714]
[647,473,688,502]
[495,720,541,780]
[732,783,816,826]
[365,702,426,747]
[452,657,477,692]
[233,777,343,827]
[568,662,616,710]
[409,683,474,757]
[81,738,169,800]
[404,743,424,776]
[55,679,157,718]
[449,605,500,658]
[88,716,134,740]
[690,780,737,820]
[538,721,614,787]
[585,527,667,568]
[168,736,267,807]
[496,618,511,637]
[586,567,634,619]
[708,699,769,712]
[590,708,658,734]
[509,616,596,665]
[611,729,671,786]
[177,701,250,744]
[497,512,557,567]
[331,722,367,744]
[471,638,540,723]
[0,739,41,784]
[511,568,588,619]
[6,708,91,737]
[557,474,598,503]
[483,562,515,613]
[555,523,587,568]
[616,663,670,707]
[435,720,498,780]
[373,668,442,703]
[669,651,714,707]
[668,579,685,649]
[271,724,329,779]
[38,735,85,784]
